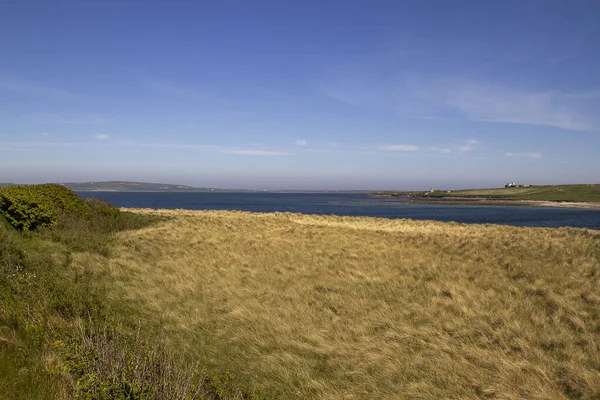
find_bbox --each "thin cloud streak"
[457,139,480,153]
[381,144,419,152]
[117,141,288,155]
[0,148,32,152]
[0,75,78,99]
[221,149,289,156]
[506,152,543,159]
[547,54,574,64]
[431,147,454,154]
[323,76,598,131]
[3,140,289,156]
[431,139,481,154]
[137,73,227,103]
[28,113,107,124]
[3,142,83,148]
[428,81,595,131]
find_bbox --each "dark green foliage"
[85,197,120,218]
[0,184,90,231]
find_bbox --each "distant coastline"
[64,181,247,193]
[4,182,600,208]
[373,184,600,209]
[373,196,600,209]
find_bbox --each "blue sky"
[1,0,599,190]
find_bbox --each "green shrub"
[84,197,120,219]
[0,184,90,231]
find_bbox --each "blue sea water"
[77,192,600,230]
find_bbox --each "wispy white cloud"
[322,81,390,110]
[2,141,82,148]
[323,75,598,131]
[42,132,50,137]
[2,139,291,156]
[221,149,289,156]
[0,147,32,152]
[0,75,77,99]
[506,152,543,159]
[547,54,573,64]
[381,144,419,152]
[115,141,287,155]
[425,81,595,131]
[431,139,481,154]
[457,139,480,153]
[295,139,307,146]
[138,73,225,103]
[28,113,106,124]
[431,147,454,154]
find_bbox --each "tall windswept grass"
[93,209,600,399]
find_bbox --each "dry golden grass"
[83,209,600,399]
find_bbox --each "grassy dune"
[83,209,600,399]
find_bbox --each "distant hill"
[62,181,232,192]
[0,183,16,187]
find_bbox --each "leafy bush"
[0,184,90,231]
[84,197,120,219]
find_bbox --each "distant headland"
[0,181,245,192]
[374,184,600,209]
[0,181,370,193]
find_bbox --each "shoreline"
[374,196,600,209]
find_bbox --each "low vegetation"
[89,208,599,399]
[377,184,600,203]
[0,185,255,399]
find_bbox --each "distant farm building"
[505,183,529,188]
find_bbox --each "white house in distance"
[505,183,531,188]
